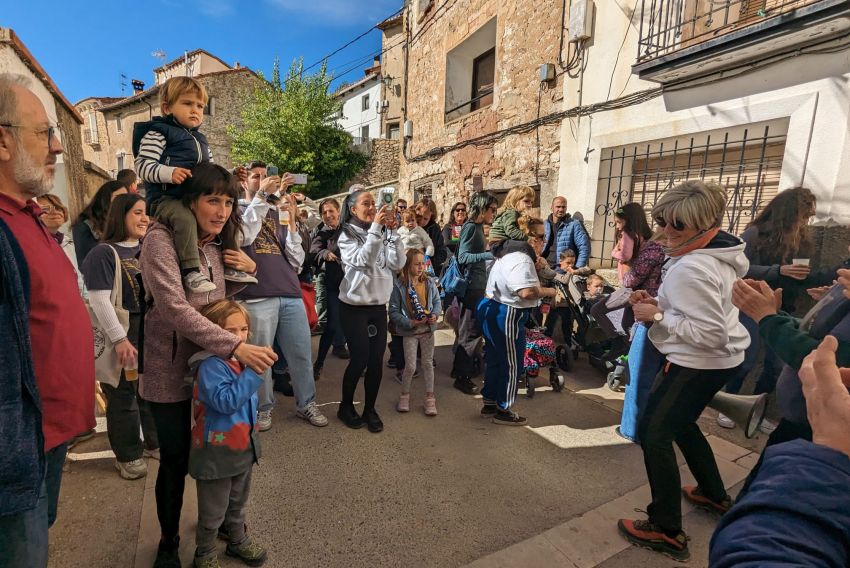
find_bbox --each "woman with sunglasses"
[442,201,468,256]
[617,180,750,562]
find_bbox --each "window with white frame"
[116,114,123,133]
[204,97,216,116]
[87,112,99,144]
[361,94,370,112]
[116,151,126,171]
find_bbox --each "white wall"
[0,44,70,211]
[557,0,850,230]
[336,78,382,139]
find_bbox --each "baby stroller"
[553,276,628,377]
[520,310,570,398]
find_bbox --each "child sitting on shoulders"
[397,210,435,256]
[133,76,256,294]
[388,249,442,416]
[189,300,268,568]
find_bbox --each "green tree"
[229,58,367,197]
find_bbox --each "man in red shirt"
[0,74,95,567]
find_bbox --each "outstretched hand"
[799,336,850,458]
[732,279,781,322]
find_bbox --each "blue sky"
[3,0,400,103]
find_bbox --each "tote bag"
[87,246,129,388]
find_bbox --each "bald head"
[551,196,567,220]
[0,75,63,201]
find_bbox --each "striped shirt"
[134,130,214,184]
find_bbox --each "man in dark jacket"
[0,74,96,567]
[542,196,590,269]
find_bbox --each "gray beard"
[14,151,53,198]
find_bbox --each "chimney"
[234,61,241,69]
[373,56,380,67]
[131,79,145,94]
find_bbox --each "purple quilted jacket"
[621,239,666,297]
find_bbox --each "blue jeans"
[0,442,68,568]
[245,297,316,412]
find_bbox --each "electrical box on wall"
[568,0,593,43]
[403,120,414,138]
[539,63,556,82]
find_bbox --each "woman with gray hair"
[617,181,750,562]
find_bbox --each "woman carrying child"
[590,203,664,353]
[189,300,267,568]
[488,185,536,243]
[389,249,442,415]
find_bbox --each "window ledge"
[444,104,493,127]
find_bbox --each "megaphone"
[708,391,767,438]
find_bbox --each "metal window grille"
[592,124,787,267]
[636,0,819,63]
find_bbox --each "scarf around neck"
[665,227,720,258]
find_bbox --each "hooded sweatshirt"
[338,221,406,306]
[648,231,750,369]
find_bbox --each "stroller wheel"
[606,371,624,392]
[525,374,535,398]
[555,345,573,372]
[550,368,565,392]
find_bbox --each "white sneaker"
[183,271,216,293]
[716,412,736,429]
[296,401,329,427]
[758,418,778,435]
[116,458,147,480]
[223,268,258,284]
[257,410,272,432]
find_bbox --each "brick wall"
[346,138,400,190]
[399,0,564,225]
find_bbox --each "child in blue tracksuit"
[189,300,267,568]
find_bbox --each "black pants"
[737,418,812,500]
[315,279,346,368]
[544,306,574,343]
[101,373,159,462]
[452,288,486,378]
[340,302,388,412]
[638,362,732,532]
[388,334,405,368]
[148,399,192,541]
[590,298,635,339]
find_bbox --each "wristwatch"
[653,311,664,323]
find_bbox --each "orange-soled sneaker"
[682,486,733,515]
[617,519,690,562]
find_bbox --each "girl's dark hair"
[748,187,816,264]
[614,202,653,245]
[468,191,498,223]
[450,201,467,225]
[76,180,126,233]
[340,189,367,226]
[180,162,243,239]
[101,193,145,243]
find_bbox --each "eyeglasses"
[455,208,467,213]
[0,123,63,146]
[397,204,407,210]
[39,205,61,215]
[654,216,686,231]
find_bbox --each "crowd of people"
[2,71,849,568]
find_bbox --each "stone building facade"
[345,138,400,190]
[378,13,405,141]
[76,51,259,176]
[396,0,565,224]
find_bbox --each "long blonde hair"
[399,249,428,287]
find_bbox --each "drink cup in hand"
[279,208,290,225]
[793,258,810,267]
[125,355,139,381]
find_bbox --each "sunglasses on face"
[654,216,686,231]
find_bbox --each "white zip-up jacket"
[338,221,405,306]
[648,231,751,370]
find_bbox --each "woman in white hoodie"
[337,189,406,432]
[617,181,750,563]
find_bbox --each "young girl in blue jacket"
[389,249,442,416]
[188,300,268,568]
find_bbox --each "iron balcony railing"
[636,0,821,63]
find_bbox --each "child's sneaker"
[193,554,222,568]
[397,393,410,412]
[184,271,216,293]
[424,395,438,416]
[226,538,267,566]
[224,268,258,284]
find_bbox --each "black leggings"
[339,302,388,412]
[147,399,192,541]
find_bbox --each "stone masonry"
[398,0,565,225]
[346,138,400,190]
